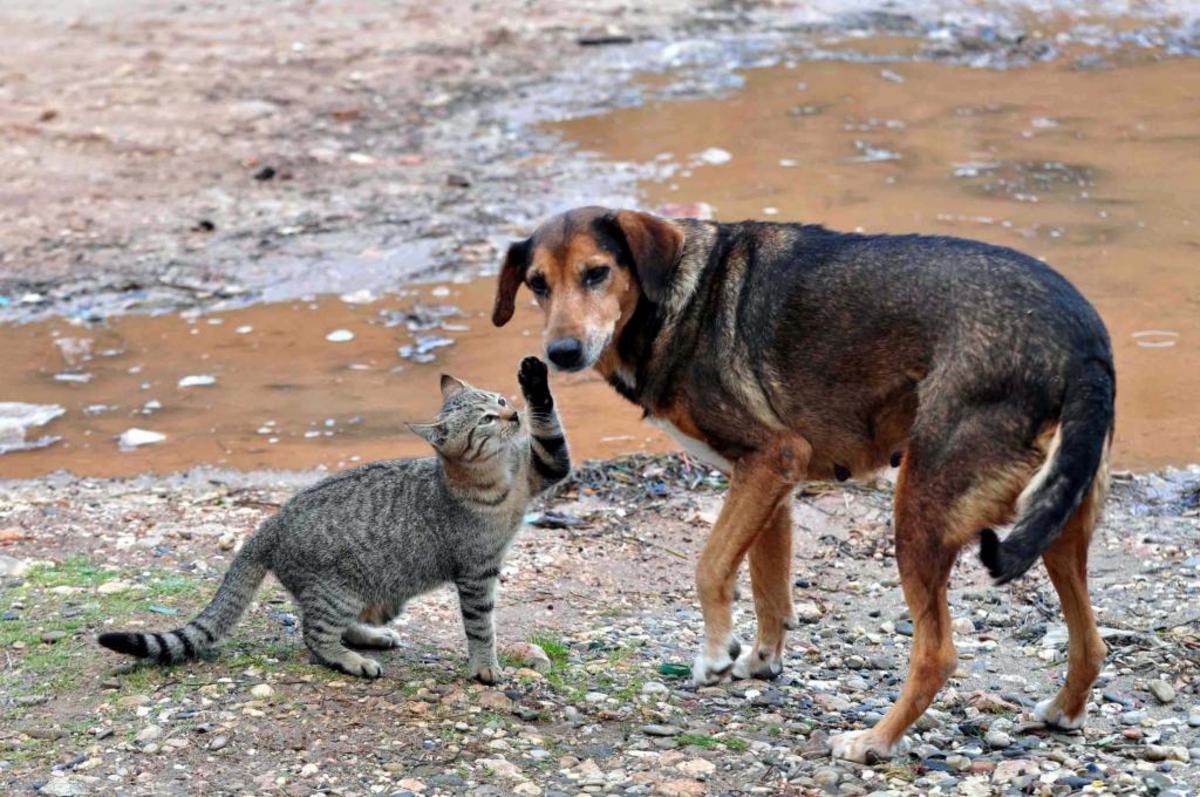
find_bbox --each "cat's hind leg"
[299,587,383,678]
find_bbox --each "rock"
[136,725,162,743]
[1121,709,1148,725]
[478,757,523,779]
[97,580,134,595]
[641,681,669,696]
[208,734,229,751]
[1188,710,1200,728]
[40,630,67,644]
[946,754,972,771]
[39,778,86,797]
[657,780,706,797]
[118,428,166,449]
[584,691,607,704]
[992,759,1034,784]
[985,730,1012,749]
[300,763,319,777]
[249,683,274,699]
[894,620,914,636]
[1148,679,1176,704]
[952,617,975,634]
[813,767,842,786]
[478,690,514,712]
[512,784,541,796]
[795,600,824,623]
[501,642,552,673]
[0,554,30,577]
[676,758,715,778]
[396,778,427,793]
[641,724,682,737]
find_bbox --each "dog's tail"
[979,358,1114,584]
[98,526,273,664]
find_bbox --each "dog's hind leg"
[734,500,795,680]
[693,437,808,686]
[831,414,1035,763]
[1034,462,1108,730]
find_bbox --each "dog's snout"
[546,338,584,371]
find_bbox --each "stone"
[641,681,669,696]
[249,683,274,699]
[396,779,427,793]
[479,757,523,779]
[478,690,514,712]
[501,642,552,673]
[97,580,134,595]
[0,554,30,578]
[985,730,1012,749]
[656,780,705,797]
[676,758,715,778]
[1148,679,1176,704]
[813,767,842,786]
[641,724,682,737]
[795,601,824,623]
[39,778,86,797]
[136,725,162,743]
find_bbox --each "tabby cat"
[98,357,570,682]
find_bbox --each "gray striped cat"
[98,356,570,682]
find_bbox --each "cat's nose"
[546,337,584,371]
[501,407,518,423]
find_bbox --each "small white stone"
[249,683,274,699]
[325,329,355,343]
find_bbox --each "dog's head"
[491,207,683,372]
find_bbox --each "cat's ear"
[407,421,447,449]
[440,374,468,399]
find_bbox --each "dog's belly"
[650,418,733,474]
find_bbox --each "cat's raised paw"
[518,357,552,406]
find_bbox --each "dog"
[491,206,1114,762]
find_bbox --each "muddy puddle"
[3,38,1199,477]
[557,45,1200,470]
[0,281,671,479]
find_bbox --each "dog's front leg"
[733,499,796,680]
[693,438,808,686]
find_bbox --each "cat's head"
[408,374,523,461]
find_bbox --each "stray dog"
[492,207,1114,762]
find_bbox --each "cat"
[98,356,570,682]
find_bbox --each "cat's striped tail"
[98,530,272,664]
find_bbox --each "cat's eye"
[528,274,549,296]
[583,265,611,287]
[480,414,498,425]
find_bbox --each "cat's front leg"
[456,572,501,684]
[518,356,571,494]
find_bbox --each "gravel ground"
[1,457,1197,795]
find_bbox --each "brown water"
[0,281,671,478]
[559,48,1200,470]
[3,44,1199,477]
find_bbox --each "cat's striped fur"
[98,357,570,682]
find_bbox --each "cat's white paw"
[1033,697,1086,730]
[732,646,783,680]
[331,651,383,679]
[828,730,908,763]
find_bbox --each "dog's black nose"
[546,338,584,370]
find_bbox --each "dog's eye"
[528,274,549,296]
[583,266,611,287]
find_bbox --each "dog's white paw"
[1033,697,1086,730]
[732,646,783,680]
[692,647,735,687]
[828,730,908,763]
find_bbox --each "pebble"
[641,724,682,737]
[40,630,67,644]
[640,681,669,696]
[502,642,552,673]
[985,730,1013,749]
[1148,679,1176,704]
[676,758,715,777]
[208,734,229,751]
[136,725,162,743]
[249,683,274,699]
[478,690,514,712]
[96,580,134,595]
[39,778,86,797]
[813,766,842,786]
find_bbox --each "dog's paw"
[1033,697,1086,730]
[518,357,552,407]
[692,644,737,687]
[828,730,908,763]
[471,661,502,686]
[732,646,784,680]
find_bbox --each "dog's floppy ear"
[492,238,531,327]
[613,210,684,304]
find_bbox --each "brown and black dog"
[492,207,1114,762]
